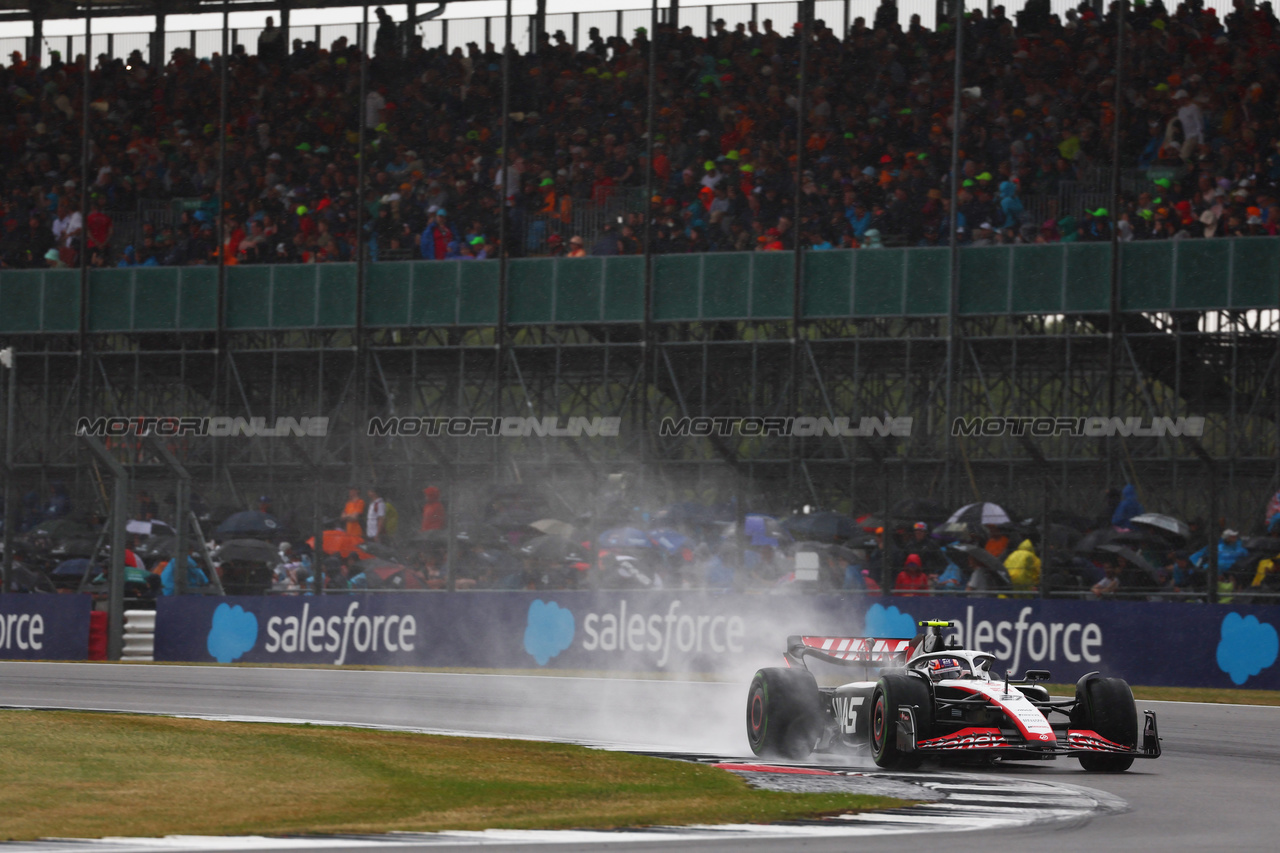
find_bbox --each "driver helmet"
[926,657,970,682]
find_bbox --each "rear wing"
[786,635,915,668]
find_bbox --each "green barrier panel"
[317,264,357,326]
[803,251,853,317]
[1174,240,1231,309]
[1230,238,1280,308]
[959,246,1011,315]
[0,270,46,332]
[411,261,460,325]
[271,265,317,327]
[133,268,180,330]
[42,270,80,331]
[1120,242,1173,310]
[458,261,499,324]
[88,269,133,331]
[555,257,605,323]
[701,254,751,318]
[226,266,272,328]
[854,249,906,315]
[178,268,217,330]
[508,258,556,324]
[602,256,644,321]
[653,255,701,320]
[366,262,413,326]
[904,247,949,315]
[751,252,794,318]
[1011,244,1065,314]
[1063,243,1110,312]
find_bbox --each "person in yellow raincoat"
[1004,539,1041,591]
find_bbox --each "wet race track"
[1,662,1277,852]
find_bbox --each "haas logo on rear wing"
[787,636,915,666]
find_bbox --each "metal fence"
[7,1,1110,68]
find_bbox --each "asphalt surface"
[1,662,1278,851]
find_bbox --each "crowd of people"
[4,0,1280,272]
[7,474,1280,599]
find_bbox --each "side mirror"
[1023,669,1051,682]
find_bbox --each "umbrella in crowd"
[1096,544,1162,583]
[522,534,587,563]
[25,519,95,541]
[946,503,1012,527]
[1075,527,1157,554]
[52,557,95,579]
[134,535,177,560]
[6,563,56,593]
[782,511,859,543]
[651,502,723,525]
[48,537,98,558]
[1129,513,1191,542]
[721,515,790,547]
[647,528,691,554]
[215,538,282,565]
[947,543,1012,586]
[215,510,281,538]
[126,519,174,537]
[530,518,577,538]
[597,527,652,549]
[1244,536,1280,554]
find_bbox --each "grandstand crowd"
[3,0,1280,269]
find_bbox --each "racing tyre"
[1071,675,1137,772]
[746,668,824,761]
[869,672,932,770]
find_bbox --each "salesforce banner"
[0,594,92,660]
[155,593,1280,690]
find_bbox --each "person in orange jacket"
[421,486,445,531]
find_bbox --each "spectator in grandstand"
[366,486,387,542]
[1111,484,1145,528]
[567,235,587,257]
[894,553,931,597]
[340,487,365,539]
[421,486,445,532]
[1004,540,1041,592]
[903,521,944,573]
[1091,561,1121,599]
[1191,528,1249,574]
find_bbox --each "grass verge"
[0,710,907,841]
[1044,684,1280,706]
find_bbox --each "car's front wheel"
[869,673,931,770]
[1071,675,1138,772]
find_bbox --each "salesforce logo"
[1216,613,1278,686]
[207,603,258,663]
[524,600,575,666]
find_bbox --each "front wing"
[892,707,1163,760]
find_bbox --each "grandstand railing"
[4,237,1278,334]
[0,1,1098,70]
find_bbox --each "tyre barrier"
[122,610,155,662]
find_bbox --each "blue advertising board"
[0,594,92,660]
[155,593,1280,690]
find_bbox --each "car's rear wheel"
[1071,675,1137,772]
[869,673,931,770]
[746,667,824,761]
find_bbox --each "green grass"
[1045,683,1280,706]
[0,711,908,841]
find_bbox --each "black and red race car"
[746,619,1161,771]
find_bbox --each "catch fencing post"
[80,436,128,661]
[1,347,14,595]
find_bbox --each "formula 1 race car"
[746,620,1161,771]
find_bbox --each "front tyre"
[869,673,932,770]
[1072,675,1138,772]
[746,668,824,761]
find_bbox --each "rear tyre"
[746,667,824,761]
[869,672,932,770]
[1071,675,1137,772]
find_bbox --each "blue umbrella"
[782,511,859,543]
[215,510,281,537]
[648,528,690,554]
[598,526,652,549]
[53,558,95,577]
[744,514,789,547]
